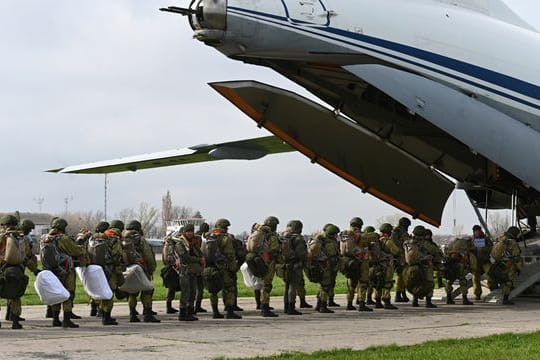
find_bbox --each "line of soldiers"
[0,213,526,330]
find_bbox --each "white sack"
[240,262,263,291]
[118,264,154,294]
[34,270,70,305]
[76,265,113,300]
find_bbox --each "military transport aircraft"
[49,0,539,228]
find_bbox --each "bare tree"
[375,213,403,227]
[137,202,159,238]
[488,212,510,238]
[161,190,172,235]
[63,210,106,236]
[114,208,136,225]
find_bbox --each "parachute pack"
[121,230,143,265]
[3,231,27,265]
[88,234,112,266]
[40,234,72,278]
[0,264,29,299]
[202,234,226,265]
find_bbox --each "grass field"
[220,332,540,360]
[8,261,348,306]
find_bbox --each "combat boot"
[446,293,455,305]
[328,296,340,307]
[462,294,474,305]
[166,300,179,314]
[232,299,244,312]
[52,311,62,327]
[375,298,384,309]
[319,301,334,313]
[211,303,224,319]
[185,307,199,321]
[261,304,278,318]
[475,293,482,301]
[425,297,437,308]
[90,302,98,317]
[255,290,262,310]
[225,307,242,319]
[383,299,398,310]
[62,312,79,328]
[366,293,375,306]
[11,317,22,330]
[401,291,410,302]
[143,307,161,323]
[412,296,419,307]
[195,300,207,313]
[314,297,321,312]
[394,292,404,303]
[46,306,53,318]
[102,311,118,326]
[129,307,140,323]
[358,301,373,312]
[346,300,356,310]
[70,311,82,320]
[178,308,186,321]
[502,295,515,305]
[287,302,302,315]
[5,303,11,321]
[299,296,312,308]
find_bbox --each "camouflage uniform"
[0,216,38,329]
[162,233,180,314]
[391,218,412,302]
[490,227,523,305]
[471,226,493,300]
[41,218,88,328]
[371,224,398,309]
[309,224,340,313]
[444,237,474,305]
[278,220,307,315]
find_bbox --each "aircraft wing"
[47,136,293,174]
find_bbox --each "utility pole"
[104,174,108,221]
[64,195,73,214]
[33,197,45,212]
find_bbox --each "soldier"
[230,231,246,313]
[297,277,313,308]
[279,220,307,315]
[471,225,493,300]
[259,216,281,317]
[309,224,340,313]
[162,229,180,314]
[41,218,88,328]
[0,215,38,329]
[194,222,209,313]
[376,223,399,309]
[425,229,445,289]
[174,224,205,321]
[90,221,123,325]
[490,226,523,305]
[202,219,241,319]
[122,220,160,323]
[403,225,437,308]
[392,217,412,302]
[340,217,371,311]
[444,236,474,305]
[75,225,99,317]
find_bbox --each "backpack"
[0,264,29,299]
[121,231,143,265]
[88,234,112,266]
[40,234,72,279]
[246,225,267,253]
[3,231,27,265]
[233,237,247,265]
[279,234,293,263]
[202,234,225,265]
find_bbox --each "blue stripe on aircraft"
[228,6,540,111]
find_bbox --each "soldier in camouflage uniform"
[376,223,399,309]
[173,224,205,321]
[122,220,160,323]
[194,222,209,313]
[0,215,39,329]
[279,220,307,315]
[444,236,475,305]
[309,224,340,313]
[41,218,88,328]
[76,225,99,317]
[471,225,493,300]
[340,217,371,311]
[392,217,412,302]
[202,219,241,319]
[490,226,523,305]
[425,229,445,289]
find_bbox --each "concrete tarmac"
[1,294,540,360]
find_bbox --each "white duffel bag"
[240,262,263,291]
[76,265,113,300]
[118,264,153,294]
[34,270,70,305]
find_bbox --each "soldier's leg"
[261,262,277,317]
[62,271,79,328]
[51,303,62,327]
[328,269,340,307]
[141,289,160,323]
[395,265,406,302]
[502,268,515,305]
[346,276,359,310]
[100,299,118,325]
[166,287,178,313]
[445,264,456,304]
[195,275,206,312]
[232,271,243,311]
[358,261,372,312]
[129,293,140,322]
[223,270,242,319]
[298,275,312,308]
[425,266,437,308]
[210,292,224,318]
[460,268,473,305]
[179,273,197,321]
[382,264,397,309]
[319,269,333,313]
[286,266,302,315]
[366,285,375,305]
[10,298,22,329]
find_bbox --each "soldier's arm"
[24,239,39,273]
[141,239,157,274]
[58,235,86,258]
[269,233,281,259]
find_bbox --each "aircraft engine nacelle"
[190,0,228,43]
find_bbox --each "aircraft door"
[282,0,329,26]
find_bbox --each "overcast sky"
[0,0,503,235]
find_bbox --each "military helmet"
[126,220,142,232]
[506,226,521,239]
[95,221,110,233]
[425,229,433,237]
[215,218,231,230]
[286,220,303,234]
[398,217,411,227]
[472,224,482,231]
[324,224,340,236]
[199,222,210,233]
[412,225,426,237]
[350,217,364,228]
[51,218,68,232]
[110,219,125,232]
[379,223,393,234]
[264,216,279,231]
[364,226,375,233]
[183,223,195,232]
[0,214,19,227]
[21,219,35,231]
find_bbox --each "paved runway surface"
[1,294,540,359]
